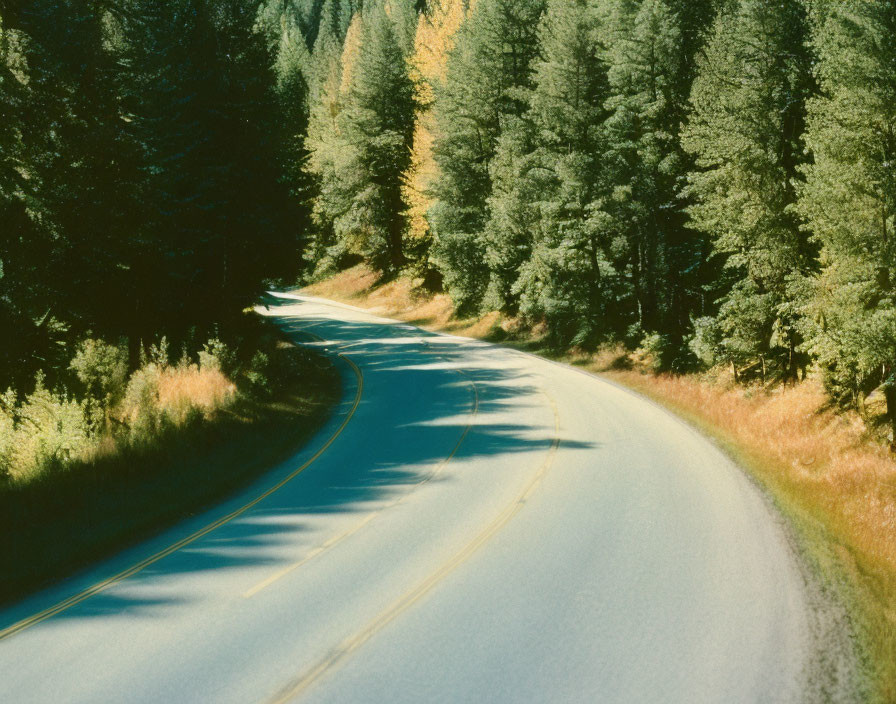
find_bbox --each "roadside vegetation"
[1,3,337,604]
[303,263,896,703]
[0,316,340,606]
[4,0,895,697]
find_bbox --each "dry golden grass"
[157,365,236,419]
[302,264,510,338]
[1,329,341,606]
[306,264,896,701]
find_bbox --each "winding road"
[0,294,847,702]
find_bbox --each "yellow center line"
[269,391,562,704]
[243,367,480,599]
[0,336,363,644]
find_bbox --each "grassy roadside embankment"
[303,265,896,702]
[0,316,340,606]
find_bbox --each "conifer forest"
[2,0,896,434]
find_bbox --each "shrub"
[122,364,163,440]
[198,337,238,376]
[11,381,92,480]
[635,332,666,372]
[0,389,16,480]
[636,332,698,374]
[143,337,170,367]
[69,338,128,406]
[243,351,271,398]
[690,316,724,369]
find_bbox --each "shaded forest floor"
[303,264,896,703]
[0,324,341,607]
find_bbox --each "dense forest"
[2,0,896,440]
[298,0,896,438]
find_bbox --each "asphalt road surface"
[0,294,851,703]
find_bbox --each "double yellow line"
[0,348,364,644]
[243,366,480,599]
[270,392,562,703]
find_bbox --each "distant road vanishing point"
[0,294,855,703]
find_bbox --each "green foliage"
[683,0,814,378]
[273,11,316,227]
[334,2,418,272]
[430,0,545,311]
[7,379,93,481]
[199,338,239,377]
[602,0,713,365]
[69,339,128,406]
[0,0,309,393]
[7,0,896,483]
[122,364,163,440]
[0,390,16,480]
[511,0,615,344]
[796,0,896,422]
[244,351,273,399]
[305,16,351,277]
[142,337,170,368]
[689,316,723,368]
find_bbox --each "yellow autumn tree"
[303,13,364,275]
[402,0,469,248]
[339,12,363,96]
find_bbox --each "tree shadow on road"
[11,296,597,623]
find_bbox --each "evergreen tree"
[603,0,698,365]
[683,0,815,380]
[0,12,63,385]
[304,12,353,275]
[273,12,315,253]
[430,0,544,311]
[256,0,330,51]
[386,0,419,54]
[402,0,468,277]
[316,0,354,47]
[334,1,417,271]
[491,0,614,344]
[797,0,896,438]
[121,0,297,347]
[0,1,318,385]
[1,3,145,372]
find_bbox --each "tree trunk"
[787,337,798,384]
[389,219,404,273]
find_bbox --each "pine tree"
[402,0,467,272]
[682,0,814,380]
[797,0,896,438]
[0,12,63,385]
[122,0,297,343]
[272,11,315,278]
[429,0,545,311]
[602,0,699,366]
[1,3,148,373]
[0,1,318,385]
[256,0,329,51]
[339,12,364,93]
[386,0,419,54]
[512,0,616,343]
[304,11,352,275]
[316,0,354,47]
[334,1,417,272]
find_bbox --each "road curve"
[0,294,846,703]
